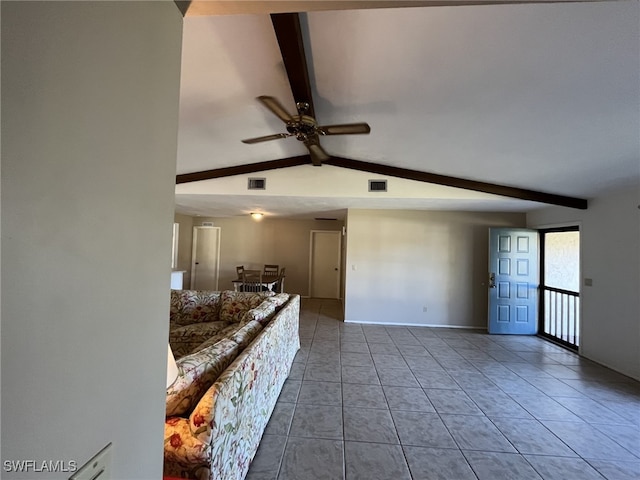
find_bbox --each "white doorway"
[309,230,341,299]
[191,226,221,290]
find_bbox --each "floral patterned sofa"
[163,289,300,480]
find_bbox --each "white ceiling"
[175,1,639,219]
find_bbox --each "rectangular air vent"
[248,177,266,190]
[368,179,387,192]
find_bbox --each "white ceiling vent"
[248,177,266,190]
[368,179,387,192]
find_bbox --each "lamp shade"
[166,344,179,388]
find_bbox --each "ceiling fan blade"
[305,138,330,167]
[241,133,292,144]
[317,123,371,136]
[257,96,294,123]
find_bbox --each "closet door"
[309,230,341,299]
[191,226,221,290]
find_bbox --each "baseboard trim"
[344,319,486,330]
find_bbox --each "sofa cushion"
[170,341,203,361]
[169,321,229,360]
[229,320,263,349]
[266,293,291,308]
[245,293,291,325]
[189,329,235,355]
[218,290,274,323]
[169,321,228,342]
[164,416,211,465]
[169,321,230,359]
[166,338,240,417]
[244,301,277,326]
[170,290,222,327]
[190,318,261,353]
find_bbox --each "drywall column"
[1,2,183,478]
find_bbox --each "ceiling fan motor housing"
[286,115,317,140]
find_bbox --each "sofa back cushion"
[166,338,240,416]
[229,320,263,349]
[170,290,222,327]
[169,321,229,360]
[266,293,290,309]
[219,290,274,323]
[244,302,277,325]
[244,293,290,325]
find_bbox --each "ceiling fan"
[241,95,371,166]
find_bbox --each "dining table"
[231,274,284,293]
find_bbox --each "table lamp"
[166,344,179,388]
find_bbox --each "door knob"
[489,273,496,288]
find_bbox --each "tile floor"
[246,299,640,480]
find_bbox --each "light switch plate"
[69,443,112,480]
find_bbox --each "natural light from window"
[544,231,580,292]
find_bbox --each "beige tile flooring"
[246,298,640,480]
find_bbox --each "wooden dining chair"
[277,267,286,293]
[263,264,279,276]
[241,270,263,293]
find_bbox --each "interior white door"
[191,226,221,290]
[310,230,341,299]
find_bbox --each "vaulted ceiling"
[174,0,639,219]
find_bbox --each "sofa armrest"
[166,339,240,417]
[164,417,211,465]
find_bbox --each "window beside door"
[540,227,581,349]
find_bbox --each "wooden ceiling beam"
[176,155,310,184]
[270,13,315,117]
[184,1,610,17]
[176,153,588,209]
[326,156,588,209]
[173,1,191,16]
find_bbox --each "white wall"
[344,209,526,327]
[187,216,344,297]
[527,184,640,380]
[1,3,182,479]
